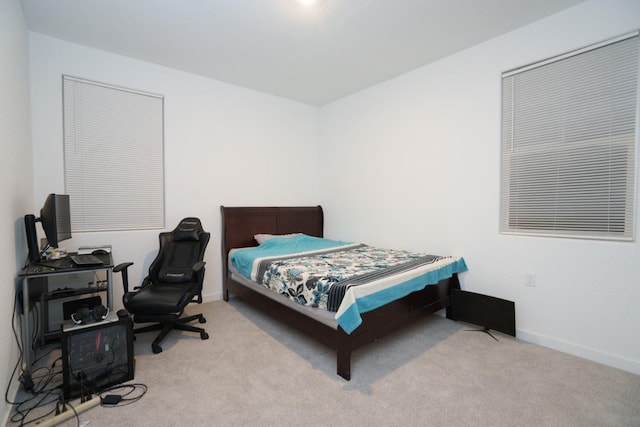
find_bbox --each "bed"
[220,206,466,380]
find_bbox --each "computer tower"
[61,312,135,399]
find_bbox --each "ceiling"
[20,0,587,106]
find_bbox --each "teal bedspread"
[231,234,467,334]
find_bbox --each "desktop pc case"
[61,312,135,399]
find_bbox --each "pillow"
[174,219,202,241]
[174,228,200,241]
[254,233,301,245]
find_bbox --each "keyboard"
[70,254,104,265]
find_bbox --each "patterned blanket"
[258,245,448,312]
[230,234,467,333]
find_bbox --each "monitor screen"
[450,290,516,337]
[25,193,72,263]
[40,193,72,247]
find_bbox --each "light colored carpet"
[9,298,640,426]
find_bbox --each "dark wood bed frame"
[220,206,460,380]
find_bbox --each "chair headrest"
[173,217,203,241]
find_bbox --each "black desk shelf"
[18,252,114,371]
[39,285,110,343]
[42,285,108,301]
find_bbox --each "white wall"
[319,0,640,374]
[23,0,640,381]
[0,0,34,421]
[28,33,322,309]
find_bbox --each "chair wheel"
[152,344,163,354]
[201,332,209,340]
[199,316,206,324]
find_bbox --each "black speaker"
[61,313,134,399]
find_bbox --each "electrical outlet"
[525,273,536,287]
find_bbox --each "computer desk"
[18,252,114,373]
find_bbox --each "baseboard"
[3,374,22,426]
[201,291,223,304]
[516,328,640,376]
[437,309,639,375]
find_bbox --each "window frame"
[500,32,639,241]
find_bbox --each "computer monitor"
[450,289,516,339]
[25,194,72,263]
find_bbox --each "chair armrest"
[113,262,134,273]
[192,261,206,272]
[113,262,134,294]
[192,261,206,304]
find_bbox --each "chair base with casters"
[133,312,209,354]
[114,217,211,354]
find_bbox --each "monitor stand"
[465,326,499,342]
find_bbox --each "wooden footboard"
[334,274,459,379]
[220,205,460,380]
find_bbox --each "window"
[500,32,639,241]
[63,76,165,232]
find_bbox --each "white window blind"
[63,76,165,232]
[500,33,639,241]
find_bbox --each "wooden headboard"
[219,206,324,285]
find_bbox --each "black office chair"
[114,217,210,353]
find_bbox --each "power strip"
[35,397,100,427]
